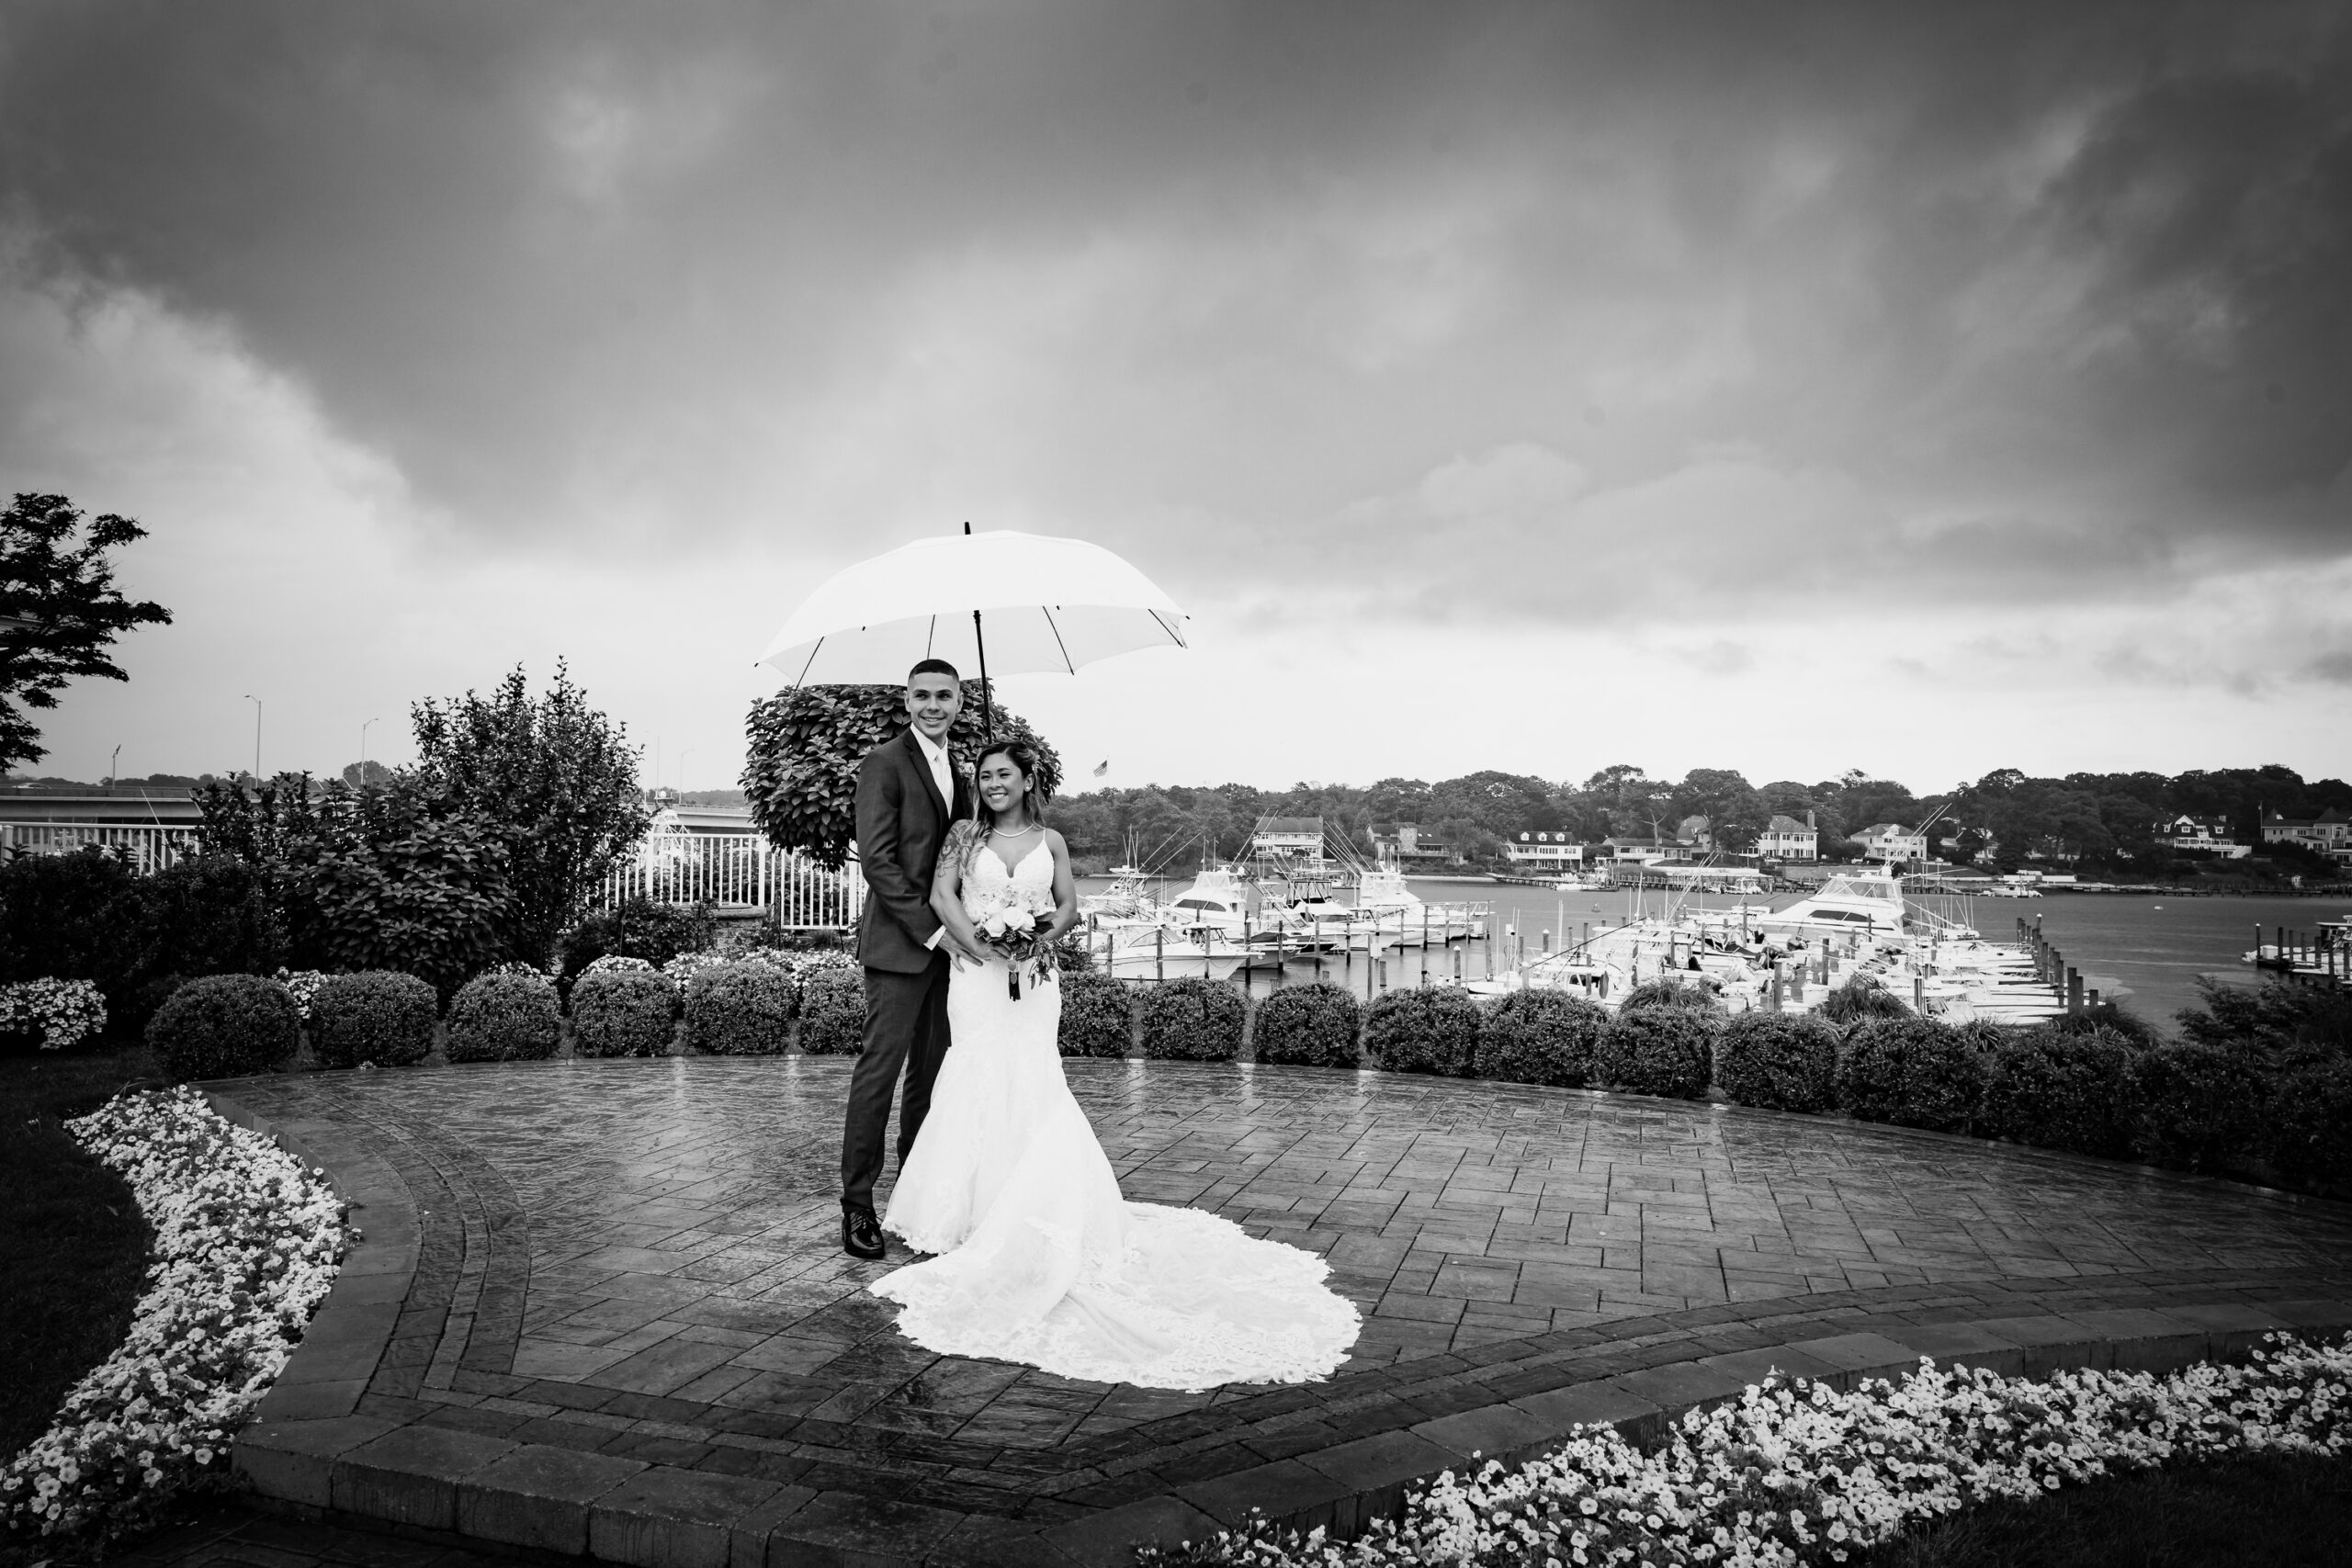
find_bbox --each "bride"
[874,738,1361,1390]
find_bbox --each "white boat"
[1088,919,1250,982]
[1758,872,1913,942]
[1349,867,1489,946]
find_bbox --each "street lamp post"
[677,749,696,795]
[243,694,261,780]
[360,716,379,784]
[109,744,121,789]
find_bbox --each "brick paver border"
[211,1074,2352,1568]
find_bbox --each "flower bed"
[1150,1335,2352,1568]
[1,1086,344,1549]
[0,977,107,1051]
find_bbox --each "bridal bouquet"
[972,890,1058,999]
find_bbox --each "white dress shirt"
[910,728,955,949]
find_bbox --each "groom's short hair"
[908,659,960,684]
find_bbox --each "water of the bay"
[1075,874,2351,1032]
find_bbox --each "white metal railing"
[1,821,198,873]
[596,833,865,929]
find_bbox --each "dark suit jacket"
[854,728,972,974]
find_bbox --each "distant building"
[1505,830,1585,869]
[2154,814,2252,859]
[1675,815,1713,850]
[1758,812,1819,862]
[2261,808,2352,864]
[1849,822,1928,863]
[1374,823,1456,863]
[1599,835,1673,866]
[1251,817,1325,857]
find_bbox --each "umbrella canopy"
[755,529,1190,687]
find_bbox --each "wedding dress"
[875,838,1361,1390]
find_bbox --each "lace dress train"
[875,843,1360,1390]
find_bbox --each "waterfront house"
[2154,814,2252,859]
[1250,816,1326,858]
[1599,835,1673,867]
[1374,823,1457,865]
[1505,831,1585,870]
[1849,822,1928,863]
[2261,807,2352,864]
[1758,812,1819,862]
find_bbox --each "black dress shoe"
[842,1206,886,1260]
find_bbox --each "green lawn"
[1857,1449,2352,1568]
[0,1042,161,1461]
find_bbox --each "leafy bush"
[445,970,562,1063]
[1250,983,1363,1068]
[1816,976,1910,1025]
[2131,1042,2270,1174]
[1057,969,1134,1058]
[0,848,141,1000]
[1618,978,1722,1014]
[796,967,866,1055]
[1838,1018,1986,1133]
[144,974,300,1079]
[1594,1008,1714,1100]
[2267,1059,2352,1191]
[1976,1024,2143,1158]
[1474,989,1606,1087]
[568,967,677,1058]
[2044,1000,2164,1050]
[557,897,716,990]
[308,971,437,1067]
[1363,986,1481,1077]
[684,961,798,1055]
[1138,976,1247,1062]
[1713,1012,1840,1112]
[2177,976,2352,1071]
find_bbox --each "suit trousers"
[841,953,953,1213]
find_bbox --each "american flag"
[1092,760,1109,777]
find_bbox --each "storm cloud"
[0,1,2345,786]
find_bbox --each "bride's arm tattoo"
[929,823,990,963]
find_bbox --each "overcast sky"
[3,1,2347,795]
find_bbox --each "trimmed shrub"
[2131,1041,2270,1174]
[446,971,562,1063]
[309,971,437,1067]
[1619,978,1722,1015]
[1057,969,1135,1058]
[557,897,717,991]
[1976,1024,2143,1159]
[1594,1008,1713,1100]
[1250,983,1363,1068]
[797,967,867,1055]
[1837,1017,1986,1133]
[1363,986,1481,1077]
[1816,976,1910,1026]
[1474,989,1606,1088]
[145,974,300,1079]
[1138,976,1246,1062]
[1714,1012,1840,1112]
[569,967,679,1058]
[684,961,799,1055]
[2268,1059,2352,1191]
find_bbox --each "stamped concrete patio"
[211,1056,2352,1568]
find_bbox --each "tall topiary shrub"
[684,960,799,1055]
[1595,1008,1713,1100]
[1057,969,1135,1058]
[2131,1042,2269,1174]
[145,974,300,1079]
[1838,1017,1986,1133]
[1475,989,1606,1088]
[309,971,437,1067]
[1976,1024,2143,1159]
[797,967,866,1055]
[446,970,562,1063]
[569,967,677,1058]
[1363,986,1480,1077]
[1714,1012,1840,1112]
[1250,982,1363,1068]
[1137,976,1246,1062]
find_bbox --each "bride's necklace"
[989,822,1041,839]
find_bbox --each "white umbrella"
[755,526,1190,730]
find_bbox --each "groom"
[841,659,972,1259]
